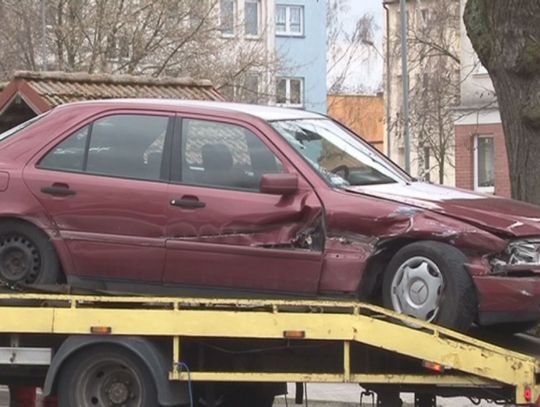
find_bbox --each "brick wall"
[454,123,511,197]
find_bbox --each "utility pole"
[41,0,47,71]
[400,0,410,173]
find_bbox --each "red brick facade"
[454,123,511,198]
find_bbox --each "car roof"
[59,99,326,122]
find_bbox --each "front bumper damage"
[475,274,540,325]
[471,237,540,325]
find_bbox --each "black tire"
[57,345,158,407]
[382,241,476,331]
[195,383,275,407]
[0,220,59,284]
[486,321,539,334]
[223,389,274,407]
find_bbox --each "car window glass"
[39,115,169,181]
[86,115,168,180]
[273,119,400,187]
[39,126,89,172]
[182,119,283,191]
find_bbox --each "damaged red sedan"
[0,100,539,331]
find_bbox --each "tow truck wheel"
[57,345,158,407]
[194,383,276,407]
[382,241,476,331]
[222,389,274,407]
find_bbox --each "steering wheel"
[330,164,350,180]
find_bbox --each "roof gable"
[0,71,224,114]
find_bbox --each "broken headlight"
[491,238,540,273]
[507,239,540,265]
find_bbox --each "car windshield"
[0,113,49,143]
[272,118,408,187]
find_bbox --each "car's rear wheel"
[0,220,59,285]
[382,241,476,331]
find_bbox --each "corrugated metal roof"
[12,71,224,107]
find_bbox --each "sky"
[332,0,385,93]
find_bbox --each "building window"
[420,9,429,24]
[243,73,260,103]
[220,0,236,36]
[276,5,304,36]
[397,147,405,169]
[227,72,260,103]
[423,146,431,182]
[106,33,130,60]
[245,0,261,37]
[190,0,208,29]
[276,77,303,107]
[474,135,495,193]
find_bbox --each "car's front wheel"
[382,241,476,331]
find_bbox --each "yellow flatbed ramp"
[0,293,538,405]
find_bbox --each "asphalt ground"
[273,383,493,406]
[0,384,499,406]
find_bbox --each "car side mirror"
[260,173,298,195]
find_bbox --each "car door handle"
[41,184,77,197]
[170,198,206,209]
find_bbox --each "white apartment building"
[383,0,460,185]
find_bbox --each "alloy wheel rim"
[390,256,444,322]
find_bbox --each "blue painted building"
[274,0,327,113]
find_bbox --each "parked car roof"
[59,99,325,122]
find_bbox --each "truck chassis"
[0,292,538,406]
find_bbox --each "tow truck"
[0,289,538,406]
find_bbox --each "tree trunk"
[464,0,540,204]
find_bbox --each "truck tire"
[57,345,158,407]
[382,241,476,331]
[0,220,59,284]
[194,383,275,407]
[223,390,274,407]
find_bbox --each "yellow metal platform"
[0,293,537,404]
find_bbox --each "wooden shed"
[0,71,224,132]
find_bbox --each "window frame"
[422,146,431,182]
[276,4,304,36]
[170,115,289,193]
[276,77,304,108]
[220,0,237,37]
[244,0,261,38]
[473,134,495,194]
[229,71,260,103]
[106,32,131,61]
[420,8,429,25]
[37,112,175,184]
[243,72,260,103]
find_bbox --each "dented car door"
[163,117,324,292]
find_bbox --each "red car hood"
[347,182,540,237]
